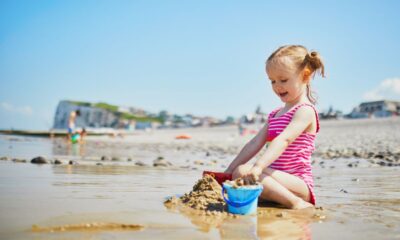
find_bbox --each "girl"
[225,45,325,209]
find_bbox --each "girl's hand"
[242,165,263,184]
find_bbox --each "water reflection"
[257,215,312,240]
[165,200,315,240]
[52,138,87,157]
[220,216,259,239]
[66,142,86,157]
[50,165,197,203]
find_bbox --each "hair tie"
[310,51,317,57]
[305,51,317,62]
[304,53,312,63]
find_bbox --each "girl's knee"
[258,174,275,198]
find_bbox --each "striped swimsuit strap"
[268,103,320,133]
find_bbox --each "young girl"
[225,45,325,209]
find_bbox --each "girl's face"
[266,60,308,105]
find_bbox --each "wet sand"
[0,118,399,239]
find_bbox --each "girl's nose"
[275,84,283,91]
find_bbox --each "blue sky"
[1,0,399,130]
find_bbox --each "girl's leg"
[258,173,313,209]
[233,164,313,209]
[262,168,311,202]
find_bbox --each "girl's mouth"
[279,92,288,97]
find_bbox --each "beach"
[0,117,399,239]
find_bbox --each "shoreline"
[1,117,399,167]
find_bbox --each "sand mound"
[164,175,228,214]
[181,175,226,212]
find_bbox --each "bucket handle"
[222,185,261,208]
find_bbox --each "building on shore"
[318,106,343,120]
[347,100,400,118]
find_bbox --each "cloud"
[363,78,400,101]
[0,102,33,115]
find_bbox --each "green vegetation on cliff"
[67,101,91,107]
[94,102,119,112]
[119,112,162,123]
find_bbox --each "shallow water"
[0,135,399,239]
[0,135,53,159]
[0,162,205,239]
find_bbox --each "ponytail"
[304,51,325,78]
[303,50,325,105]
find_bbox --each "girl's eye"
[280,79,288,83]
[271,80,276,84]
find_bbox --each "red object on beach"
[203,171,232,185]
[175,134,192,139]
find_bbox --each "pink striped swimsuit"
[267,103,320,205]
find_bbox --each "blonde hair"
[266,45,325,104]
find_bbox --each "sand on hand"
[225,174,258,188]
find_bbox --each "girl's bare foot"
[292,198,314,209]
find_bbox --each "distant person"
[238,122,245,136]
[238,122,248,136]
[224,45,325,209]
[67,109,81,140]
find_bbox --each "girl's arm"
[225,123,269,173]
[251,106,315,173]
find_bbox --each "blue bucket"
[222,183,263,215]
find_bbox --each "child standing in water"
[225,45,325,209]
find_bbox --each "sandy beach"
[0,117,399,239]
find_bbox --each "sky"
[1,0,400,130]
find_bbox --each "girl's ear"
[303,68,312,83]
